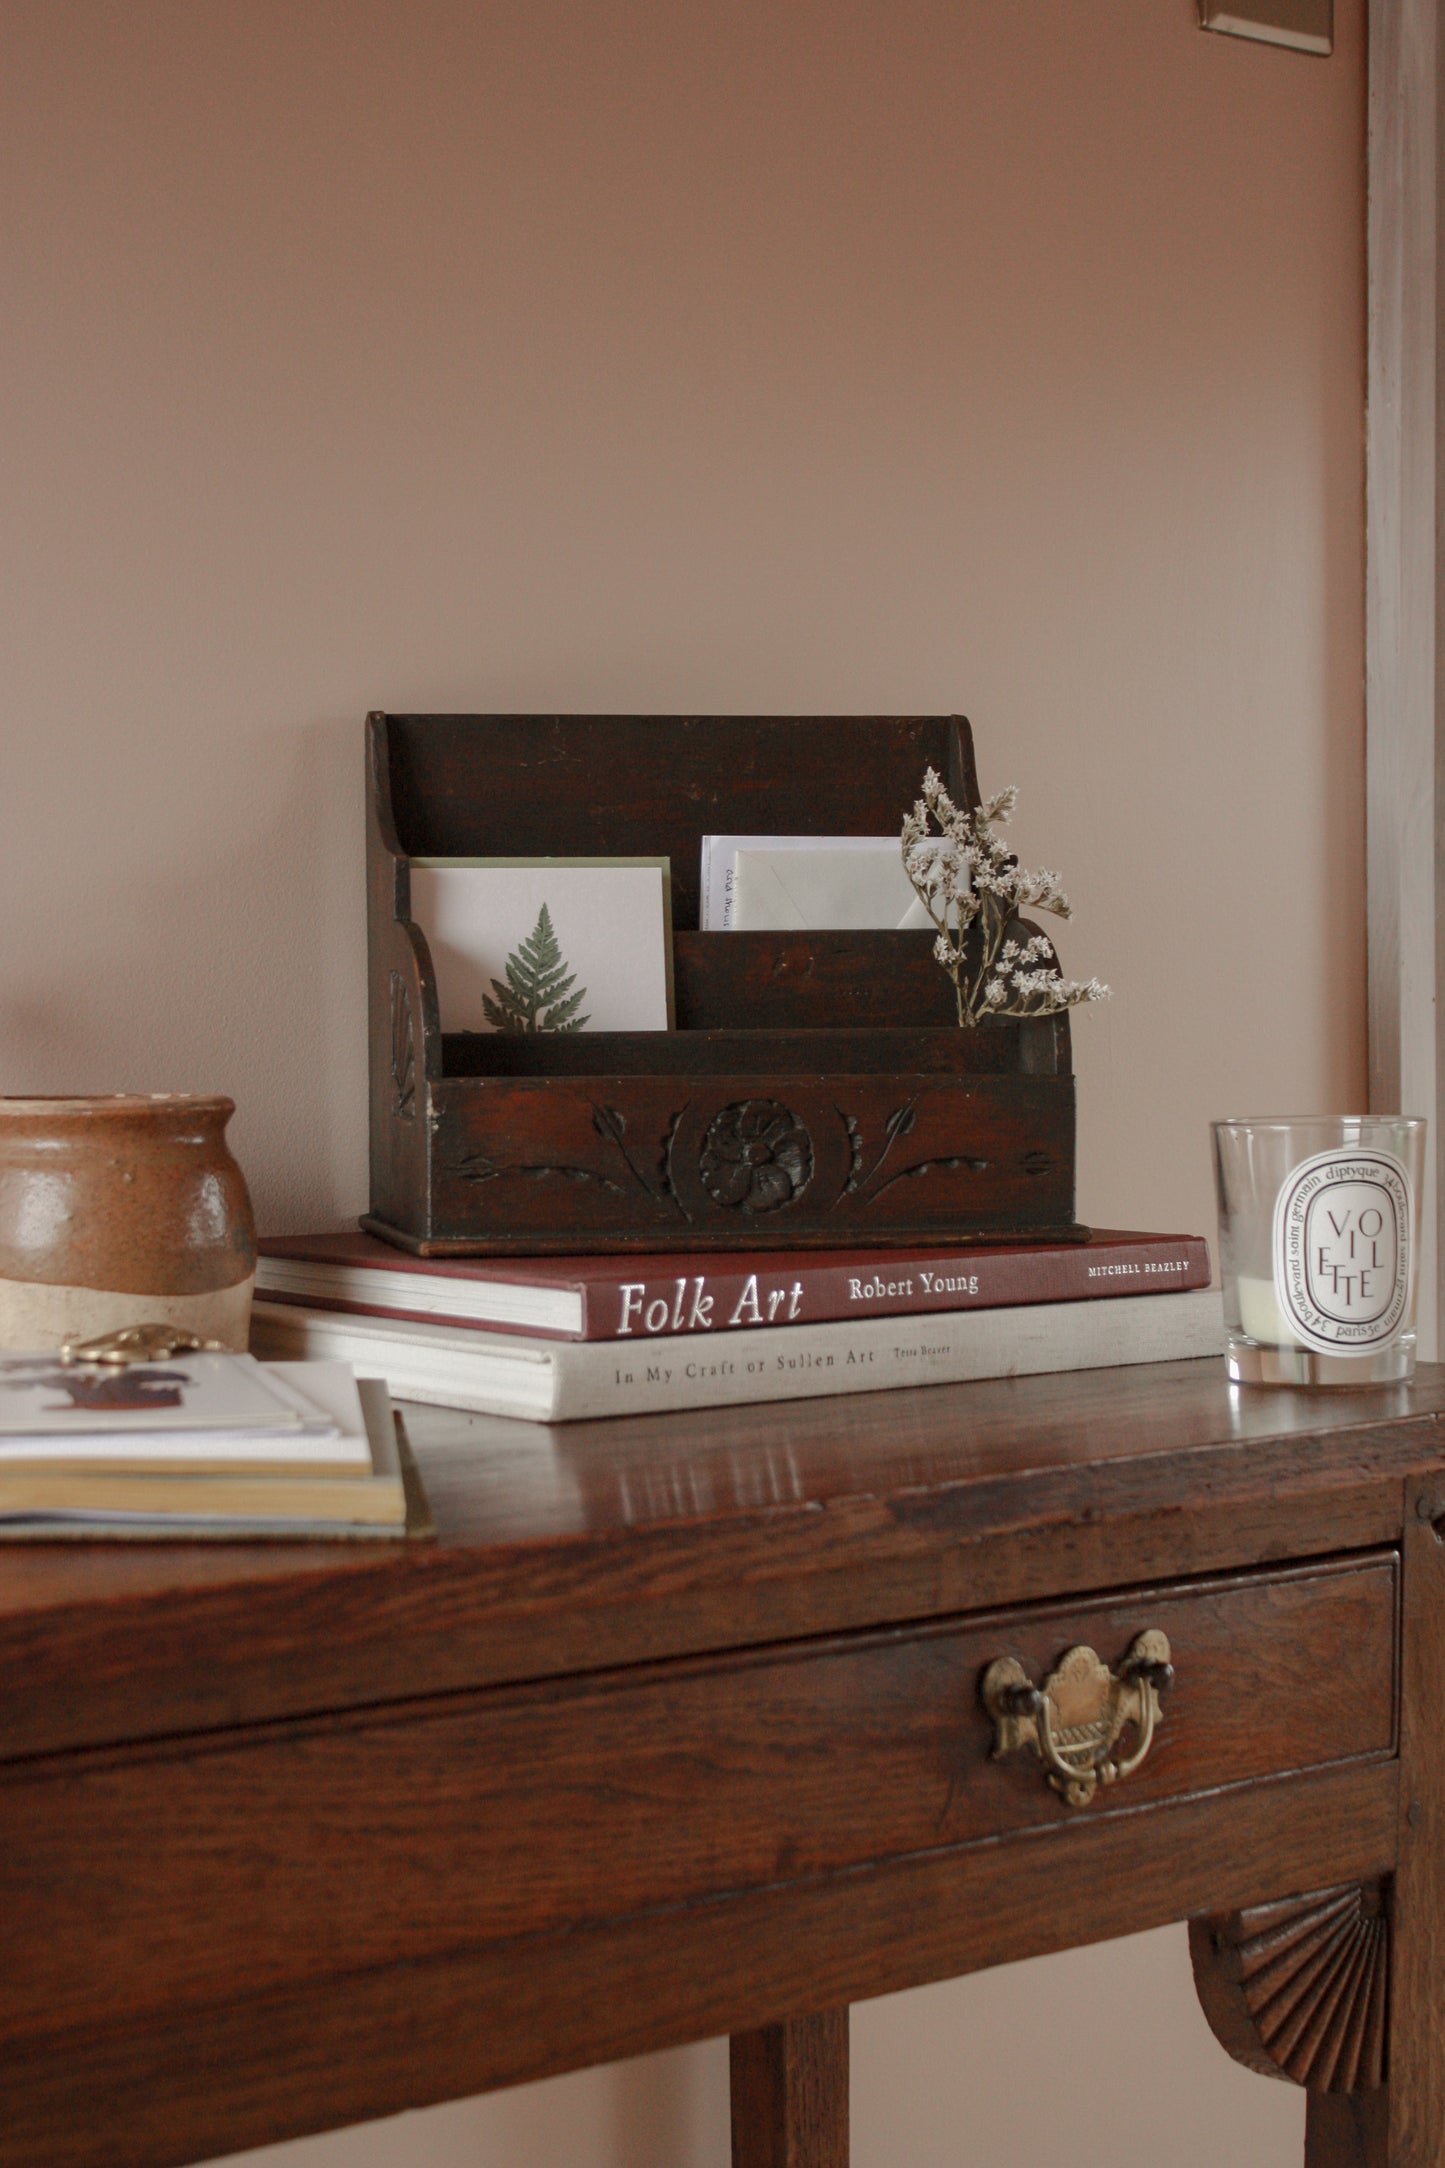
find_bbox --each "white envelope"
[718,839,934,931]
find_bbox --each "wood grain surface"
[0,1554,1395,2047]
[441,1014,1061,1075]
[424,1066,1076,1249]
[0,1356,1437,2168]
[380,713,983,929]
[731,2012,849,2168]
[1363,1477,1445,2163]
[0,1360,1440,1763]
[0,1758,1397,2168]
[1303,2096,1390,2168]
[670,936,1069,1051]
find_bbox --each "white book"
[0,1360,368,1469]
[0,1348,316,1436]
[250,1289,1226,1426]
[0,1373,407,1531]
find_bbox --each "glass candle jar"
[1212,1116,1426,1387]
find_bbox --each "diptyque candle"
[1213,1115,1425,1388]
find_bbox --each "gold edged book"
[0,1370,431,1541]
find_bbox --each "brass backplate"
[982,1629,1172,1808]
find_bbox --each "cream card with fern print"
[410,859,674,1034]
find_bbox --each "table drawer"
[0,1552,1397,2042]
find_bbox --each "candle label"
[1273,1149,1413,1353]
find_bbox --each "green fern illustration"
[482,903,590,1034]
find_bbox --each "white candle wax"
[1235,1274,1305,1348]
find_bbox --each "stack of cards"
[699,835,933,931]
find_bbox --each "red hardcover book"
[256,1228,1211,1344]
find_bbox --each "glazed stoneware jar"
[0,1096,256,1352]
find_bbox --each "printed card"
[411,859,674,1033]
[0,1351,313,1435]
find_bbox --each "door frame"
[1367,0,1442,1355]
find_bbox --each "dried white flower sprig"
[901,768,1110,1029]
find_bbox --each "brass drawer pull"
[981,1631,1173,1808]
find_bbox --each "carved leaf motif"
[865,1153,991,1202]
[592,1104,629,1151]
[451,1146,499,1185]
[844,1098,918,1200]
[593,1102,689,1217]
[449,1146,622,1194]
[389,972,416,1121]
[838,1110,864,1195]
[445,1104,686,1213]
[831,1098,990,1209]
[884,1102,917,1145]
[1190,1883,1388,2094]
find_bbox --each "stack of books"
[0,1348,423,1540]
[250,1227,1222,1424]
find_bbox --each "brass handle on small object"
[59,1324,227,1366]
[981,1631,1173,1809]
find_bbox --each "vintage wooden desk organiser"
[365,712,1079,1254]
[2,1360,1442,2167]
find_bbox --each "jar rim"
[1212,1114,1425,1131]
[0,1094,235,1119]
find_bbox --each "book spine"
[249,1308,555,1421]
[583,1238,1211,1341]
[553,1289,1223,1418]
[253,1289,581,1341]
[256,1235,1212,1343]
[250,1290,1225,1425]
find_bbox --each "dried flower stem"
[901,769,1109,1029]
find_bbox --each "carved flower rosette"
[697,1101,814,1213]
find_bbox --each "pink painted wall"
[1,3,1364,2163]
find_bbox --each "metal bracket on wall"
[1198,0,1332,53]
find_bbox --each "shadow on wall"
[210,2039,730,2168]
[0,713,369,1234]
[610,2037,728,2167]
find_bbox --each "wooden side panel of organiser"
[365,713,1082,1255]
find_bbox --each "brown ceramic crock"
[0,1096,256,1352]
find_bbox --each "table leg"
[1357,1477,1445,2167]
[1193,1481,1445,2168]
[729,2008,849,2168]
[1302,2094,1387,2165]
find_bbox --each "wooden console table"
[2,1357,1443,2167]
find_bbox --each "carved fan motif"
[1189,1881,1388,2094]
